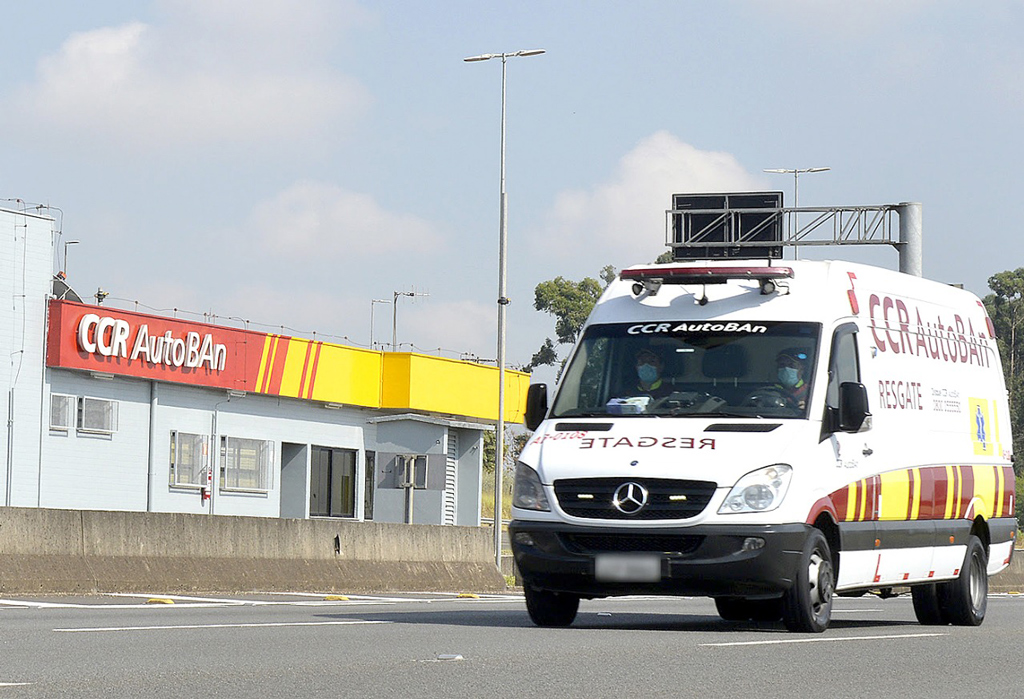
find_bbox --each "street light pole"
[763,167,830,258]
[465,48,545,569]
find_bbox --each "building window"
[364,451,376,521]
[50,394,75,431]
[77,397,118,434]
[310,446,356,518]
[170,431,208,488]
[220,436,274,493]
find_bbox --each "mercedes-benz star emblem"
[612,482,649,515]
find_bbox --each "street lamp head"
[763,167,831,175]
[464,49,546,62]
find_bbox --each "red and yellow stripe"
[828,464,1015,523]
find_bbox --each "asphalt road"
[1,590,1021,698]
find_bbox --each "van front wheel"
[524,586,579,627]
[782,529,834,633]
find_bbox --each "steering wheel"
[742,387,797,410]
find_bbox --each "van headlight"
[719,464,792,514]
[512,462,551,512]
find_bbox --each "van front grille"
[554,478,716,520]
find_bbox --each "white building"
[0,207,528,524]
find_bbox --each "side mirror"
[838,381,871,433]
[525,383,548,431]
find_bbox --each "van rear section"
[510,259,1016,633]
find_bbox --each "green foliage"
[533,275,604,345]
[481,427,529,521]
[528,268,618,372]
[599,264,618,285]
[654,250,674,264]
[983,267,1024,482]
[520,338,557,373]
[482,427,530,475]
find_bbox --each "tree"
[982,268,1024,522]
[482,427,530,476]
[523,269,614,374]
[525,255,671,373]
[534,275,604,346]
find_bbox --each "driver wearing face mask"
[635,349,670,397]
[774,348,809,409]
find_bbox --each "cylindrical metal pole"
[898,202,923,277]
[793,172,800,261]
[392,291,399,352]
[494,55,508,570]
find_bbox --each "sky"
[3,1,1022,386]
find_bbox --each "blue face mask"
[638,364,659,384]
[778,366,800,388]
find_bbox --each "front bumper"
[509,519,813,599]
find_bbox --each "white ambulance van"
[511,258,1016,632]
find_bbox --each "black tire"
[911,583,946,625]
[714,597,750,621]
[938,534,988,626]
[747,597,784,622]
[715,596,783,622]
[524,586,580,627]
[782,529,835,633]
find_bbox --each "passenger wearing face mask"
[635,349,671,397]
[774,348,809,409]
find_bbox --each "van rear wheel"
[524,586,579,627]
[938,535,987,626]
[782,529,834,633]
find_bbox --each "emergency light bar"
[621,265,794,300]
[620,266,794,284]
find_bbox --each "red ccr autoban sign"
[76,313,227,370]
[47,300,257,391]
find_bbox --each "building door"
[310,447,356,518]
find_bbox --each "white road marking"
[0,599,230,609]
[701,632,947,647]
[0,683,32,687]
[54,620,392,633]
[0,592,523,610]
[106,593,253,605]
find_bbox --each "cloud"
[530,131,764,268]
[5,0,371,153]
[741,0,931,35]
[250,181,444,258]
[397,300,495,359]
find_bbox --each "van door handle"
[862,446,874,456]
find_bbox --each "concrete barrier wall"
[0,507,506,594]
[991,550,1024,593]
[2,505,1020,596]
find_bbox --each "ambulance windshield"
[550,321,821,419]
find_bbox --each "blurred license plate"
[594,554,661,582]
